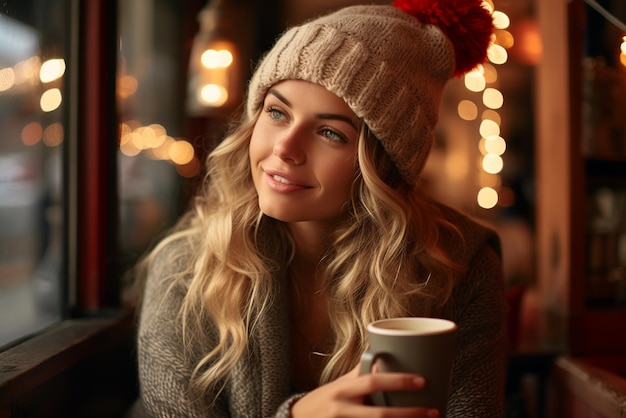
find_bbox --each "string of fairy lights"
[469,0,625,209]
[456,0,512,210]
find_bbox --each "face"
[249,80,359,226]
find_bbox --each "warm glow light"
[201,50,220,68]
[118,75,139,98]
[483,88,504,109]
[511,18,543,65]
[40,88,62,112]
[149,136,176,160]
[187,31,242,114]
[169,140,195,165]
[479,119,500,137]
[0,67,15,91]
[13,56,40,84]
[464,71,486,92]
[135,126,165,149]
[484,135,507,155]
[39,58,66,83]
[218,50,233,67]
[482,63,498,83]
[130,132,146,150]
[492,11,510,29]
[120,132,132,147]
[137,127,156,149]
[120,138,141,156]
[494,29,514,49]
[201,49,233,69]
[482,154,504,174]
[119,123,176,156]
[487,43,508,64]
[150,123,166,137]
[199,83,228,106]
[477,187,498,209]
[458,100,478,120]
[148,124,167,148]
[482,110,501,125]
[43,123,64,147]
[478,138,488,155]
[21,122,43,146]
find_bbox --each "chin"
[260,208,300,223]
[257,200,289,222]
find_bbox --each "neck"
[288,221,330,274]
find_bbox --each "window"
[0,0,190,350]
[0,0,68,347]
[0,0,183,413]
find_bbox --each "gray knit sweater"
[135,207,506,417]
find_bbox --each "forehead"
[267,80,356,117]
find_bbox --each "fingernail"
[412,376,425,387]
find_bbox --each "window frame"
[0,0,137,415]
[71,0,120,313]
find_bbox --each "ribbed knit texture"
[246,5,456,186]
[134,205,507,417]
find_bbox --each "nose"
[273,127,305,165]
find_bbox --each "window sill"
[0,310,138,417]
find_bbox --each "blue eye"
[265,106,286,121]
[321,128,346,143]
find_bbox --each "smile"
[272,174,293,184]
[264,171,310,193]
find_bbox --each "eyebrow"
[268,88,358,130]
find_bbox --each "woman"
[134,0,506,417]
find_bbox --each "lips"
[263,169,310,192]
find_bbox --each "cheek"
[322,157,357,195]
[248,126,268,164]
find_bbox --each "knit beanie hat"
[246,0,494,186]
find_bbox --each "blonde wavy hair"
[137,107,464,399]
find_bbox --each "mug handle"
[359,350,389,407]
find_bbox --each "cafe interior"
[0,0,625,416]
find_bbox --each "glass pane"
[117,0,189,274]
[0,0,67,347]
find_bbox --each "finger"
[339,372,427,398]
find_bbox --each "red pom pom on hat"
[394,0,494,77]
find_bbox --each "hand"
[290,365,440,418]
